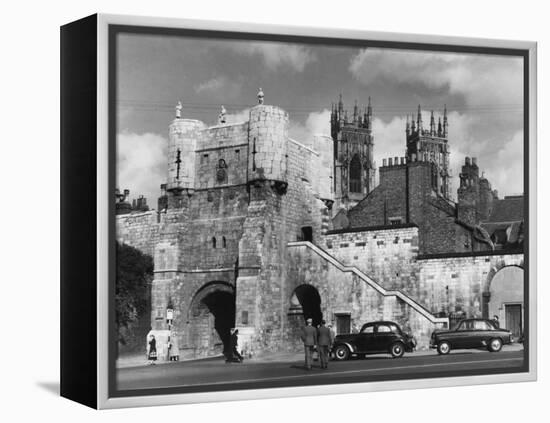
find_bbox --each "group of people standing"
[301,318,334,370]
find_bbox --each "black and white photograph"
[5,0,549,420]
[111,24,529,396]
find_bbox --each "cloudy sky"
[116,32,524,206]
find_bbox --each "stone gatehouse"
[116,94,524,359]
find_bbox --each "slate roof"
[484,195,524,223]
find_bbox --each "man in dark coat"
[301,317,317,370]
[317,320,333,369]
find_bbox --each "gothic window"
[349,155,362,193]
[431,164,438,191]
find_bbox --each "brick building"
[116,94,524,359]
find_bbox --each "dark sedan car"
[430,318,514,355]
[332,321,416,360]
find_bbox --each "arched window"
[212,237,216,249]
[222,236,227,248]
[349,155,362,193]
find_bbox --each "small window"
[242,310,248,325]
[474,320,493,330]
[222,236,227,248]
[361,325,374,334]
[212,237,216,248]
[457,320,473,331]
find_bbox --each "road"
[116,347,525,392]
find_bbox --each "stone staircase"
[287,241,448,327]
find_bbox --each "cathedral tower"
[405,105,451,199]
[330,95,375,211]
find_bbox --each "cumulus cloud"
[349,48,523,107]
[194,75,243,98]
[224,108,251,123]
[231,41,316,72]
[289,109,331,147]
[487,131,524,196]
[117,132,168,208]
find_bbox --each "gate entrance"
[188,282,235,358]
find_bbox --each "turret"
[248,89,289,189]
[416,105,423,132]
[443,104,448,137]
[457,156,480,225]
[166,101,207,193]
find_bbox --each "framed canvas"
[60,13,537,409]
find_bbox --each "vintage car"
[332,321,416,360]
[430,318,514,355]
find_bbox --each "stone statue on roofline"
[257,87,264,105]
[218,105,227,124]
[175,101,183,119]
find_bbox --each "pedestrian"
[351,322,359,334]
[168,331,180,361]
[492,315,500,329]
[317,320,333,369]
[147,334,157,365]
[301,317,317,370]
[231,329,244,362]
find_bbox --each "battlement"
[381,156,407,168]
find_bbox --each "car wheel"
[390,342,405,358]
[333,345,350,361]
[488,338,503,352]
[437,341,451,355]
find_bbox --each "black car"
[332,321,416,360]
[430,318,514,355]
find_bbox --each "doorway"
[335,314,351,335]
[505,304,522,340]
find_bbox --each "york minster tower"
[405,105,451,200]
[330,95,376,211]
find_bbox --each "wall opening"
[300,226,313,242]
[292,284,323,326]
[484,265,524,339]
[188,283,235,358]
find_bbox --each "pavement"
[116,345,525,391]
[116,343,524,369]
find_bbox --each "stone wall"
[116,211,160,257]
[319,226,523,321]
[417,253,524,317]
[286,243,445,350]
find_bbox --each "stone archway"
[482,265,524,339]
[187,282,235,358]
[287,284,323,350]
